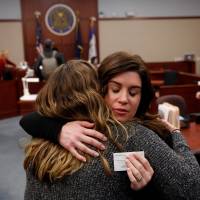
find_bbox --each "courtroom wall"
[0,0,200,73]
[0,22,24,65]
[99,18,200,74]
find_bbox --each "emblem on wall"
[45,4,76,36]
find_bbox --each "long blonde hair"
[24,60,126,182]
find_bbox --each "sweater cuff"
[42,118,66,144]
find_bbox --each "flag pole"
[34,10,43,56]
[88,16,97,65]
[75,11,83,59]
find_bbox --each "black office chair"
[164,70,177,85]
[157,94,190,128]
[193,150,200,165]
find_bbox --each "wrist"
[171,128,181,134]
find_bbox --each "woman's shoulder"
[109,120,158,144]
[123,121,171,153]
[124,120,165,146]
[124,120,155,136]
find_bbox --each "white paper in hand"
[113,151,144,171]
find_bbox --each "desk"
[18,100,36,115]
[182,122,200,151]
[0,80,19,119]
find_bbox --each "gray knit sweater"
[24,123,200,200]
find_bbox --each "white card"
[113,151,144,171]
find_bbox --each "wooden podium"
[19,77,40,115]
[18,99,36,115]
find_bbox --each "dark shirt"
[20,112,65,143]
[34,51,65,80]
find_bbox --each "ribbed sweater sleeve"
[19,112,66,143]
[125,124,200,200]
[171,132,200,166]
[24,122,200,200]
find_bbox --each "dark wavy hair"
[98,51,172,142]
[98,51,155,117]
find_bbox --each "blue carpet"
[0,116,30,200]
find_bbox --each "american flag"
[75,18,83,59]
[88,17,97,64]
[35,11,42,47]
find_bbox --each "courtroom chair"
[193,150,200,165]
[190,113,200,124]
[164,70,177,85]
[2,67,17,80]
[156,94,190,128]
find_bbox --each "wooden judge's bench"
[182,122,200,151]
[0,62,200,153]
[18,80,45,115]
[18,100,36,115]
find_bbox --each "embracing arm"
[19,112,65,143]
[126,124,200,199]
[19,112,107,161]
[160,119,197,163]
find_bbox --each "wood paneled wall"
[21,0,98,66]
[146,61,195,73]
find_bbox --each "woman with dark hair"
[98,52,170,140]
[23,59,200,199]
[99,52,154,117]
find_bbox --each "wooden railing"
[0,61,199,119]
[149,70,200,114]
[146,60,195,73]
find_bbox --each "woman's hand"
[59,121,107,162]
[125,153,154,190]
[160,118,180,133]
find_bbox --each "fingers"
[127,164,144,190]
[160,118,177,132]
[77,142,99,157]
[74,123,107,151]
[126,160,141,182]
[69,147,87,162]
[131,153,154,176]
[63,141,100,162]
[59,121,107,161]
[81,135,106,151]
[78,121,95,128]
[126,159,143,182]
[62,139,99,162]
[83,127,107,142]
[125,153,154,190]
[69,121,107,142]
